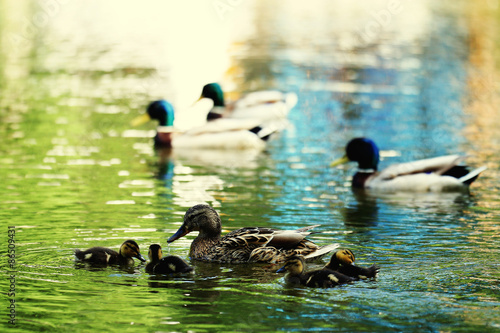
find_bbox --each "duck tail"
[458,166,487,185]
[249,126,276,141]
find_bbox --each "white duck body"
[366,155,487,193]
[230,91,298,121]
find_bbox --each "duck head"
[277,255,305,275]
[331,138,380,171]
[131,100,176,147]
[325,249,355,270]
[148,244,163,263]
[167,204,222,243]
[201,83,225,107]
[119,240,146,262]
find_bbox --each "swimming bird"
[330,138,486,192]
[146,244,193,274]
[324,249,379,279]
[276,255,357,288]
[131,100,275,149]
[199,83,298,122]
[74,240,146,265]
[167,204,339,264]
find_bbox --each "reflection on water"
[1,0,500,332]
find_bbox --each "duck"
[324,249,379,279]
[330,138,487,192]
[146,244,193,274]
[167,204,339,264]
[276,255,357,288]
[74,240,146,265]
[199,83,298,123]
[131,99,275,149]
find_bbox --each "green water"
[1,1,500,332]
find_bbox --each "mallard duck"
[74,240,146,265]
[324,249,379,279]
[276,255,356,288]
[331,138,487,192]
[146,244,193,274]
[199,83,297,122]
[131,100,275,149]
[167,204,339,264]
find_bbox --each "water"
[1,1,500,332]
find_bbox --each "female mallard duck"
[276,255,356,288]
[324,249,379,279]
[167,204,339,264]
[131,100,274,149]
[74,240,146,265]
[146,244,193,274]
[331,138,487,192]
[199,83,298,122]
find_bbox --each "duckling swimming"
[74,240,146,265]
[277,255,356,288]
[331,138,486,192]
[146,244,193,274]
[167,204,339,264]
[324,249,379,279]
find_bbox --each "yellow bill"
[130,113,151,127]
[330,155,350,167]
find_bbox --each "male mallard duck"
[199,83,298,122]
[276,255,356,288]
[74,240,146,265]
[146,244,193,274]
[167,204,339,264]
[331,138,487,192]
[131,100,274,149]
[324,249,379,279]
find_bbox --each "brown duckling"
[325,249,379,279]
[74,240,146,265]
[146,244,193,274]
[277,255,356,288]
[167,204,339,264]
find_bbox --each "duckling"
[331,138,487,192]
[74,240,146,265]
[167,204,339,264]
[276,255,356,288]
[199,83,297,122]
[131,100,275,149]
[146,244,193,274]
[324,249,379,279]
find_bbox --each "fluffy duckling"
[324,249,379,279]
[277,255,356,288]
[146,244,193,274]
[331,138,486,192]
[167,204,339,264]
[74,240,146,265]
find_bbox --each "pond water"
[1,1,500,332]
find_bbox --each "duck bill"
[130,113,151,127]
[135,253,147,262]
[276,266,286,273]
[330,155,350,167]
[167,225,190,243]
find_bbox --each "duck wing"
[379,155,462,180]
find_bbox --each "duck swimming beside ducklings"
[277,255,357,288]
[74,240,146,265]
[167,204,339,264]
[146,244,193,274]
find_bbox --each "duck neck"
[190,235,219,259]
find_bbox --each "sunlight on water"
[1,0,499,332]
